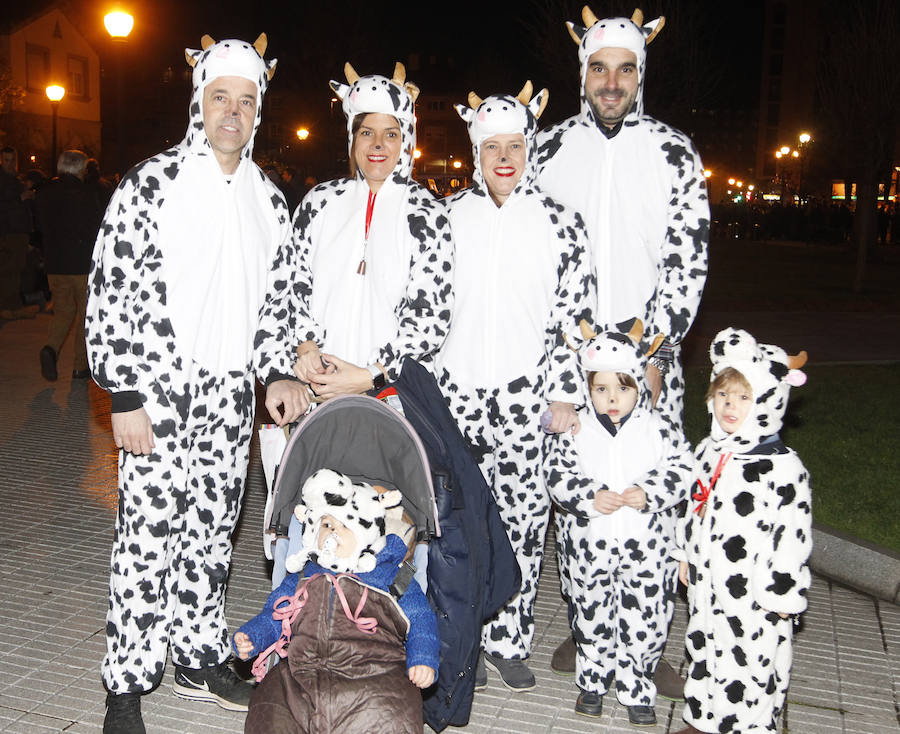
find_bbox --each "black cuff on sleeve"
[265,372,299,387]
[110,391,143,413]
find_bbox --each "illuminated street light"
[106,10,134,175]
[413,149,422,160]
[727,177,736,185]
[736,181,743,188]
[104,10,134,38]
[775,151,783,159]
[780,145,790,155]
[452,160,462,169]
[799,132,811,145]
[296,128,310,141]
[791,150,799,158]
[46,85,66,174]
[748,184,755,191]
[703,169,712,178]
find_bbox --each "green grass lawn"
[683,364,900,553]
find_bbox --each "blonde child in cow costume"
[543,319,692,725]
[234,469,439,734]
[436,83,596,690]
[673,328,812,734]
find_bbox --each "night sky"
[52,0,765,121]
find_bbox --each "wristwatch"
[367,364,386,391]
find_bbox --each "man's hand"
[233,632,254,660]
[292,340,331,383]
[645,363,662,407]
[593,490,625,514]
[308,354,372,399]
[408,665,436,689]
[621,485,647,510]
[545,401,581,434]
[111,407,154,455]
[265,380,310,426]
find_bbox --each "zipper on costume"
[357,189,377,275]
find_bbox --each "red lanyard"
[692,451,732,515]
[357,189,377,275]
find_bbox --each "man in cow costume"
[537,6,710,690]
[437,83,596,690]
[87,34,308,733]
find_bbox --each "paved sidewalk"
[1,314,898,733]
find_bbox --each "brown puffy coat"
[245,574,422,734]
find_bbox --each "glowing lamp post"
[296,128,310,141]
[105,10,134,176]
[46,85,66,174]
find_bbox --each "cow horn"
[392,62,406,85]
[631,9,644,26]
[582,5,599,27]
[787,350,808,370]
[579,319,597,341]
[344,62,360,85]
[467,91,482,109]
[200,34,215,50]
[516,80,533,105]
[253,33,267,56]
[627,318,644,344]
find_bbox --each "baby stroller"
[263,358,520,731]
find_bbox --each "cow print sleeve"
[751,450,812,615]
[86,173,154,410]
[544,206,597,404]
[376,191,454,381]
[635,414,693,513]
[543,430,607,519]
[650,132,710,346]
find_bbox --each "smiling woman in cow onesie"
[543,319,692,725]
[436,83,596,690]
[673,328,812,734]
[255,63,453,400]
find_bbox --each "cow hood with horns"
[567,6,664,125]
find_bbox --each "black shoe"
[483,653,536,691]
[474,650,487,690]
[550,634,576,675]
[574,689,603,717]
[172,660,254,711]
[72,368,91,379]
[39,345,57,381]
[628,704,657,726]
[103,692,146,734]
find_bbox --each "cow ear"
[644,16,665,44]
[529,88,549,119]
[405,82,420,104]
[329,80,350,100]
[454,103,474,124]
[184,48,202,68]
[566,21,586,45]
[266,58,277,82]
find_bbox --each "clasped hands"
[292,341,376,400]
[592,486,647,514]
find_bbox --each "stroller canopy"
[268,395,439,540]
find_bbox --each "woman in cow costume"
[255,63,453,397]
[543,319,692,725]
[673,328,812,734]
[436,83,596,690]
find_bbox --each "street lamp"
[45,85,66,174]
[296,128,310,141]
[105,9,134,176]
[798,132,811,145]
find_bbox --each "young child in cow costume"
[543,319,692,726]
[234,469,438,734]
[672,328,812,734]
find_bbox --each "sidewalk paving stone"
[2,314,899,732]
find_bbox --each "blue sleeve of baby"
[398,577,440,672]
[232,572,301,658]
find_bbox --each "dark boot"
[103,692,145,734]
[654,657,685,701]
[550,634,576,675]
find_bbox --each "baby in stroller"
[234,468,439,733]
